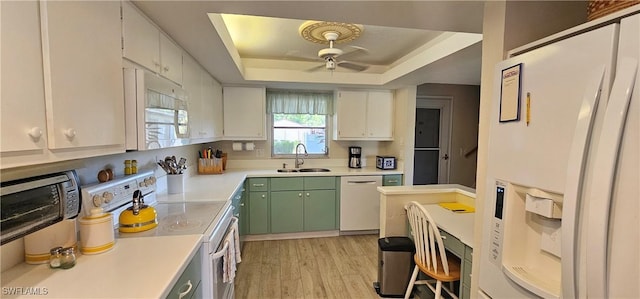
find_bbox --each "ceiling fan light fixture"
[299,21,364,44]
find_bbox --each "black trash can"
[374,237,415,298]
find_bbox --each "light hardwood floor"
[234,234,382,299]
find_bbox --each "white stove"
[80,170,235,299]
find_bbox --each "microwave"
[0,171,81,245]
[124,68,190,150]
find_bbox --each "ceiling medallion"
[298,21,364,44]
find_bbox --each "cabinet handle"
[306,193,310,197]
[388,180,399,183]
[240,203,245,207]
[253,183,265,187]
[28,127,43,139]
[441,235,447,240]
[298,193,302,197]
[163,66,170,72]
[261,194,266,198]
[63,128,76,140]
[178,279,193,299]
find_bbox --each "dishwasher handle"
[347,180,379,184]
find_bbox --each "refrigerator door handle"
[586,57,638,299]
[560,65,606,299]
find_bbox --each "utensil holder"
[198,158,224,174]
[167,174,185,194]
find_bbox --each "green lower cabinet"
[383,174,403,186]
[270,191,304,233]
[248,191,269,234]
[304,190,336,231]
[231,183,248,236]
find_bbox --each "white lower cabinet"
[222,86,266,140]
[1,1,125,169]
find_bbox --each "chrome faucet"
[294,143,308,168]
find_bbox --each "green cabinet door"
[248,191,269,234]
[230,185,247,235]
[383,174,403,186]
[270,191,304,233]
[304,189,336,231]
[239,183,248,236]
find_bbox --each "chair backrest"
[406,201,450,275]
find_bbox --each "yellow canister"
[78,208,115,255]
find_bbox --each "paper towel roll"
[232,142,243,151]
[245,142,255,151]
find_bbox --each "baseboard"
[339,229,379,236]
[242,230,339,241]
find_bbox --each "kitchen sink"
[298,168,331,172]
[276,168,331,173]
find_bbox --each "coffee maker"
[348,146,362,168]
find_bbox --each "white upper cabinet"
[334,91,368,138]
[42,1,125,150]
[223,87,266,140]
[1,1,47,155]
[159,34,183,84]
[366,90,395,139]
[183,54,223,143]
[210,78,224,139]
[203,73,223,140]
[122,2,182,84]
[333,90,394,140]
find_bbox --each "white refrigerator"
[479,10,639,299]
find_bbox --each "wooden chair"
[404,201,461,299]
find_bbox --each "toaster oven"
[0,171,81,245]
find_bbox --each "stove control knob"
[102,192,114,203]
[149,177,156,184]
[92,195,103,207]
[139,181,147,187]
[144,178,153,186]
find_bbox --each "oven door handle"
[211,240,229,259]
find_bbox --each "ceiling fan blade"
[339,45,369,60]
[305,64,327,72]
[337,61,369,72]
[285,50,321,62]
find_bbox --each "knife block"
[198,158,224,174]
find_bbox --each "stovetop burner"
[81,171,228,238]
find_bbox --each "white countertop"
[156,167,402,202]
[377,184,476,198]
[2,166,401,298]
[1,235,203,299]
[422,204,475,247]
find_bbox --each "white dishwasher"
[340,175,383,231]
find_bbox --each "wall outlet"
[256,148,264,157]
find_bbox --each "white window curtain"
[266,90,334,115]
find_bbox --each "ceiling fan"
[308,31,369,72]
[297,21,370,72]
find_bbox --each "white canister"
[167,174,185,194]
[24,219,77,264]
[78,208,115,255]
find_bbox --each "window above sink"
[268,89,333,159]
